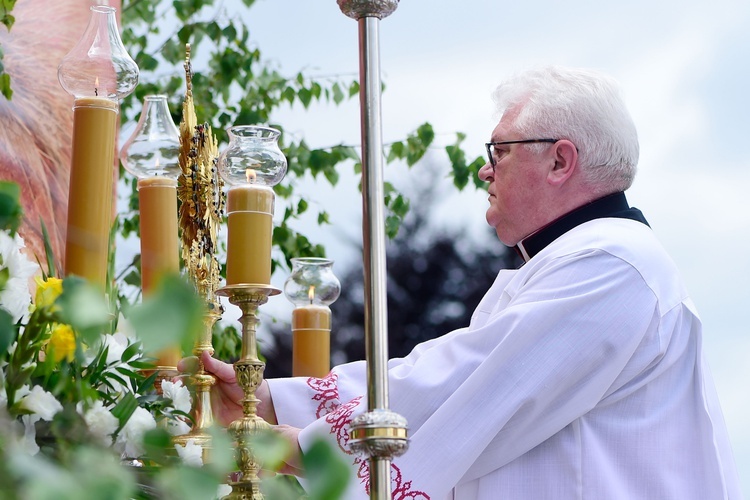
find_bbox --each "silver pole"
[337,2,408,499]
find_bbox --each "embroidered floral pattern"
[308,373,430,499]
[307,373,341,418]
[325,395,363,453]
[356,458,430,499]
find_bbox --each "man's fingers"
[177,355,199,374]
[201,350,236,382]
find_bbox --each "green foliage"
[446,132,487,190]
[0,0,14,100]
[0,181,22,234]
[125,273,205,356]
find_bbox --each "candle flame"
[245,169,257,183]
[155,158,161,169]
[308,285,315,304]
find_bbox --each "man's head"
[478,66,639,246]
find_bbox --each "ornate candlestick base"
[216,284,280,500]
[173,309,222,462]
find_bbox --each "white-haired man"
[194,66,741,499]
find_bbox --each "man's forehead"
[490,112,519,141]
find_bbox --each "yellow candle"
[137,176,179,295]
[292,304,331,378]
[225,183,274,286]
[64,97,118,289]
[138,176,181,369]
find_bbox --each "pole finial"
[337,0,398,20]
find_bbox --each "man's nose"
[478,162,494,182]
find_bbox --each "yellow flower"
[35,276,63,309]
[47,324,76,363]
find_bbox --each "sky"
[129,0,750,493]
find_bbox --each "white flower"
[0,232,39,323]
[19,415,40,455]
[174,439,203,467]
[161,380,191,414]
[103,333,128,365]
[116,313,136,342]
[80,400,118,446]
[165,418,191,436]
[115,406,156,458]
[19,386,62,421]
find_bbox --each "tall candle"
[292,303,331,378]
[225,183,274,286]
[64,97,118,289]
[137,175,179,295]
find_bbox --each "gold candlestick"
[216,284,280,499]
[172,309,221,459]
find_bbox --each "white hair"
[493,66,639,191]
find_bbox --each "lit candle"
[292,286,332,378]
[64,95,118,289]
[225,169,274,286]
[58,5,139,289]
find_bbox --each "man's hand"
[273,424,304,476]
[177,350,278,426]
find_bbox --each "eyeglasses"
[485,139,558,167]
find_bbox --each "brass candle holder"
[216,284,280,499]
[172,309,221,459]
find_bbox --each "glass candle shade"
[284,258,341,378]
[217,126,287,286]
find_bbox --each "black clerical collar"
[514,191,649,262]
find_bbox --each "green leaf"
[298,87,313,108]
[111,392,138,430]
[297,198,308,215]
[0,307,14,356]
[40,218,57,278]
[385,214,401,239]
[56,277,112,345]
[127,274,205,356]
[0,181,22,233]
[303,438,351,500]
[0,72,11,100]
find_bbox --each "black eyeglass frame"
[485,139,558,167]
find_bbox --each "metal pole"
[337,2,408,499]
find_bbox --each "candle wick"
[94,87,98,96]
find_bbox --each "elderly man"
[198,66,741,499]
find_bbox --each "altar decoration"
[284,257,341,378]
[57,5,138,289]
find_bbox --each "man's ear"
[547,139,578,186]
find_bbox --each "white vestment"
[269,218,742,499]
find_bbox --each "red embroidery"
[307,373,341,418]
[357,458,430,499]
[325,395,363,453]
[307,373,429,499]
